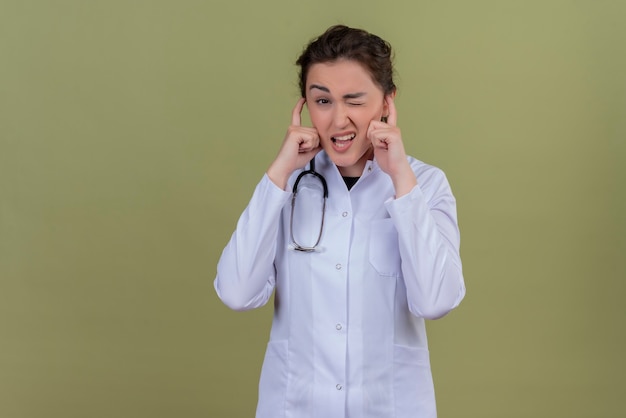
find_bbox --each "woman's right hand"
[267,98,322,190]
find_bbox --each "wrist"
[267,162,290,190]
[391,164,417,198]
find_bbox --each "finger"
[386,95,397,127]
[367,119,380,139]
[291,98,306,126]
[300,145,323,160]
[374,134,389,150]
[368,126,388,150]
[292,128,319,151]
[299,136,320,153]
[367,120,389,142]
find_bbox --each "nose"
[332,103,350,128]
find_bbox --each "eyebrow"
[309,84,367,100]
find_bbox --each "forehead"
[306,59,383,94]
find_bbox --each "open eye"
[315,98,330,105]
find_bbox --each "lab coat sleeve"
[385,165,465,319]
[214,174,291,311]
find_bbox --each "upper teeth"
[333,133,356,141]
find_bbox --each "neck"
[337,149,373,177]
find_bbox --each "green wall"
[1,1,624,417]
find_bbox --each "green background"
[1,1,624,417]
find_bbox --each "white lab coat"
[215,151,465,418]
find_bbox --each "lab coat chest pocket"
[368,218,402,278]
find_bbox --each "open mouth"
[331,133,356,148]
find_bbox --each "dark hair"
[296,25,396,98]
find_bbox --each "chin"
[332,156,366,176]
[327,153,355,166]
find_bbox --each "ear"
[382,90,397,119]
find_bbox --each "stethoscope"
[289,157,328,252]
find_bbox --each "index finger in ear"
[291,98,306,126]
[386,96,398,127]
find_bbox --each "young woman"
[215,25,465,418]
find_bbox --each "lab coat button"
[335,264,342,270]
[342,211,348,217]
[336,384,343,390]
[335,324,342,330]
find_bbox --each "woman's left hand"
[367,96,417,197]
